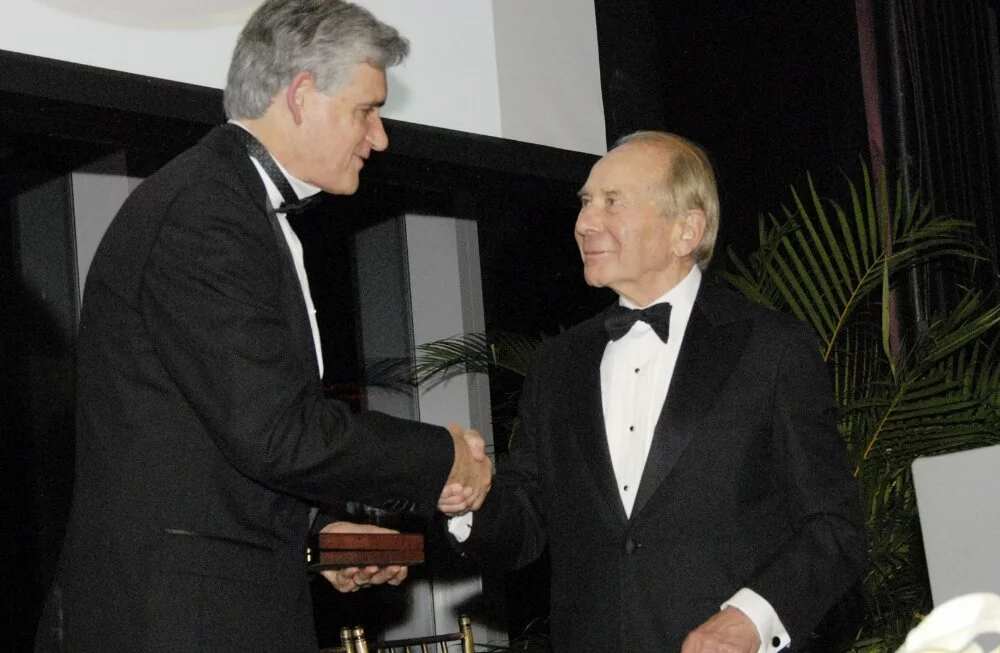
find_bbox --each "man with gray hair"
[35,1,490,651]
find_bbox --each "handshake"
[319,423,491,594]
[437,423,493,517]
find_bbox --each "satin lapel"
[631,291,751,518]
[571,317,629,525]
[265,212,321,380]
[207,126,320,379]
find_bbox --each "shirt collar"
[229,120,321,202]
[619,265,702,313]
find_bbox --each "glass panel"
[1,132,86,650]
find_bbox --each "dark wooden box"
[308,532,424,570]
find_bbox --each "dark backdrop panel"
[595,0,869,264]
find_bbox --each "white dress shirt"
[600,268,695,517]
[232,122,324,378]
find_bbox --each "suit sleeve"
[461,350,549,568]
[139,180,454,512]
[746,320,867,643]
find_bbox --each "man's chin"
[324,176,361,196]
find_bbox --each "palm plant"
[721,166,1000,651]
[401,166,1000,652]
[388,330,543,451]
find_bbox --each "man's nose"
[575,205,600,234]
[368,116,389,151]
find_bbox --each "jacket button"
[624,539,636,553]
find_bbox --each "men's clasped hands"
[437,423,492,517]
[321,423,490,593]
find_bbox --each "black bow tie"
[227,124,321,215]
[604,303,672,343]
[274,194,321,215]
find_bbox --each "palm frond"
[723,164,999,652]
[405,331,540,386]
[723,164,982,364]
[364,331,540,392]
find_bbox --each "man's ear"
[674,208,707,257]
[284,70,316,126]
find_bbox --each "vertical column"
[16,175,78,347]
[353,216,434,638]
[404,214,493,447]
[354,218,418,422]
[353,214,499,644]
[404,214,499,645]
[71,150,140,300]
[10,168,78,609]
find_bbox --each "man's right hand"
[438,423,491,516]
[681,607,762,653]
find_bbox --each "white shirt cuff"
[722,587,790,653]
[447,512,474,543]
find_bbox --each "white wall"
[0,0,251,90]
[355,1,503,142]
[913,444,1000,606]
[493,0,606,154]
[0,0,605,153]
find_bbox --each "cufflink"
[771,636,781,648]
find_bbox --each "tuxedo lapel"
[204,126,320,380]
[631,283,752,518]
[265,213,321,380]
[569,315,629,525]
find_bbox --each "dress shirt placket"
[604,322,670,518]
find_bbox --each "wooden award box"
[308,532,424,570]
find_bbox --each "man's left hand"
[681,606,761,653]
[318,521,409,592]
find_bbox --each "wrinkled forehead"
[582,141,673,193]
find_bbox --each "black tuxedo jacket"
[36,126,454,653]
[466,280,866,652]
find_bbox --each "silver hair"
[613,131,721,270]
[223,0,409,119]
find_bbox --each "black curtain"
[878,0,1000,321]
[594,0,869,267]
